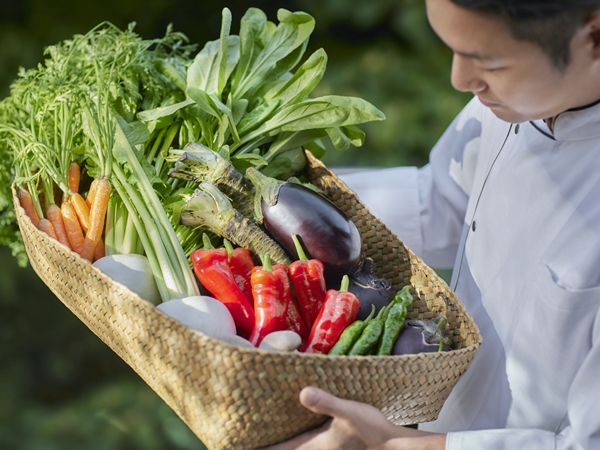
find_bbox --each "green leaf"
[264,48,327,106]
[187,37,240,95]
[237,99,280,136]
[216,8,233,97]
[234,11,315,99]
[120,121,151,147]
[270,146,306,179]
[262,157,292,179]
[325,125,365,150]
[232,98,249,125]
[187,87,240,143]
[303,139,327,159]
[230,152,268,174]
[263,129,327,161]
[231,8,268,94]
[245,95,385,141]
[136,99,194,123]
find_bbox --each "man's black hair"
[450,0,600,69]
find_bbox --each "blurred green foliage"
[0,0,469,448]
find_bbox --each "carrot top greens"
[0,8,384,302]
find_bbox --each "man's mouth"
[477,97,501,108]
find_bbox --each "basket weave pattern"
[13,153,481,450]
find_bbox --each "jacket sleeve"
[446,304,600,450]
[337,96,485,269]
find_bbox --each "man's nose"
[451,54,486,93]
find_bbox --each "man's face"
[426,0,600,123]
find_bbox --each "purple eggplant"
[391,315,451,355]
[348,257,397,320]
[246,167,363,287]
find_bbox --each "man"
[260,0,600,449]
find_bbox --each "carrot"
[94,238,105,261]
[46,204,72,250]
[70,193,90,233]
[85,178,98,208]
[18,187,40,226]
[61,201,85,255]
[37,218,58,240]
[80,178,111,262]
[68,161,81,194]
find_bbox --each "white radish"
[93,254,161,305]
[157,295,236,338]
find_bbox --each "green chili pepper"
[329,304,376,355]
[376,285,414,356]
[395,285,414,309]
[348,306,386,356]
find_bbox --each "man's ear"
[585,10,600,60]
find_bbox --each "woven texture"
[13,152,481,450]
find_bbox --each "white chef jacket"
[338,97,600,450]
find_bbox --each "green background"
[0,1,470,448]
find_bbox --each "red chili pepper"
[249,255,289,347]
[273,263,309,343]
[288,234,327,330]
[224,240,255,305]
[302,275,360,354]
[190,247,255,339]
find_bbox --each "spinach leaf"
[326,125,366,151]
[233,10,315,99]
[243,95,385,142]
[187,36,240,96]
[264,48,327,106]
[263,129,327,161]
[187,87,240,144]
[231,8,268,95]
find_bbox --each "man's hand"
[256,387,446,450]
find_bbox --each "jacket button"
[515,124,520,134]
[472,221,477,232]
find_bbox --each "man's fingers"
[299,387,357,419]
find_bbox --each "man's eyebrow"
[454,50,495,61]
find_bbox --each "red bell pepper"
[288,234,327,330]
[273,263,309,343]
[190,246,255,339]
[249,255,289,346]
[224,239,255,305]
[302,275,360,354]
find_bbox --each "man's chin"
[487,105,528,124]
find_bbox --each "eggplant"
[246,167,363,287]
[348,257,397,320]
[392,315,451,355]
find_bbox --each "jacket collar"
[529,99,600,142]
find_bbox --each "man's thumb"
[299,387,351,418]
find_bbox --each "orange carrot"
[46,204,72,250]
[68,161,81,194]
[94,238,105,261]
[18,187,40,226]
[80,178,111,262]
[85,178,98,208]
[37,218,58,240]
[70,193,90,233]
[61,201,85,255]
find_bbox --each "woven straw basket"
[13,151,481,449]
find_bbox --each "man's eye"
[481,67,503,73]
